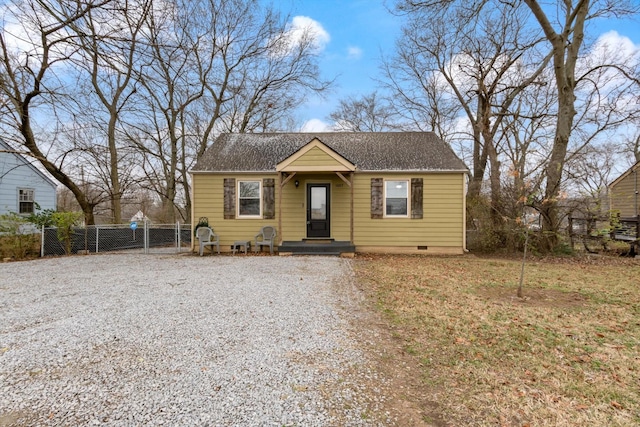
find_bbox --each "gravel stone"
[0,254,389,426]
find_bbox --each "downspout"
[463,173,469,252]
[190,172,196,252]
[350,172,354,245]
[635,167,638,218]
[278,172,283,246]
[635,167,639,240]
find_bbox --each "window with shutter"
[384,180,409,217]
[238,181,261,217]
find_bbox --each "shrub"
[0,213,40,260]
[51,211,83,255]
[27,206,56,228]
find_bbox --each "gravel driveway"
[0,254,389,426]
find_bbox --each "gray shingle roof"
[192,132,468,172]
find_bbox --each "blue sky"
[274,0,640,131]
[284,0,402,129]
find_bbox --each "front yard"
[354,254,640,426]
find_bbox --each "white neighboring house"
[0,140,57,217]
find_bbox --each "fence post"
[176,221,181,253]
[41,225,45,257]
[144,219,149,254]
[568,216,574,250]
[96,226,99,253]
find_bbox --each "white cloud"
[0,7,41,56]
[590,31,639,62]
[291,16,330,51]
[270,16,329,57]
[347,46,363,60]
[300,118,332,132]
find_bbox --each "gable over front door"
[307,183,330,238]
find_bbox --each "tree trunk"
[107,114,122,223]
[524,0,588,251]
[487,133,503,233]
[540,93,575,250]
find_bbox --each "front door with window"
[307,184,330,238]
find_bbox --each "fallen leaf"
[611,401,623,410]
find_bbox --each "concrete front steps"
[278,239,355,256]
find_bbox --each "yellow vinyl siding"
[610,170,639,217]
[352,173,464,248]
[192,174,278,248]
[280,174,351,241]
[192,173,352,246]
[280,177,305,239]
[287,147,346,169]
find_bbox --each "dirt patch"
[345,297,446,426]
[474,285,587,309]
[333,262,446,426]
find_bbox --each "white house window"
[18,188,35,214]
[238,180,261,217]
[384,180,408,217]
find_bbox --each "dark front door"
[307,184,330,238]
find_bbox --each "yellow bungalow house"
[190,132,469,255]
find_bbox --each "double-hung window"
[238,180,261,217]
[18,188,35,214]
[384,180,409,217]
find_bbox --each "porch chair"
[254,225,277,254]
[196,226,220,256]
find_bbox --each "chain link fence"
[42,222,192,256]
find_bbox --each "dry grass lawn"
[353,254,640,426]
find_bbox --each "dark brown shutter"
[223,178,236,219]
[371,178,383,219]
[263,178,275,219]
[411,178,423,219]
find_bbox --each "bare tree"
[328,92,396,131]
[197,0,331,141]
[566,142,620,200]
[123,0,209,223]
[380,61,461,141]
[389,1,551,238]
[522,0,640,250]
[65,0,151,223]
[498,75,556,221]
[629,133,640,163]
[390,0,640,251]
[0,0,114,224]
[123,0,331,223]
